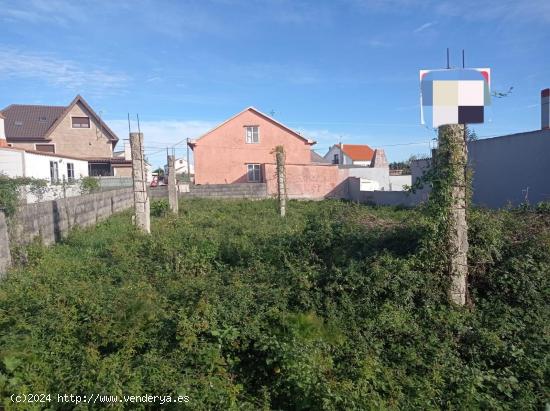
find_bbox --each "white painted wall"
[175,157,194,174]
[359,178,380,191]
[0,148,24,177]
[0,117,6,141]
[353,160,371,166]
[389,175,412,191]
[23,152,88,181]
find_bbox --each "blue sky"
[0,0,548,167]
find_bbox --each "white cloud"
[413,21,434,33]
[0,0,87,25]
[0,48,129,96]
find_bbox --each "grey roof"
[0,104,66,140]
[311,150,330,163]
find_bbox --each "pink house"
[189,107,316,185]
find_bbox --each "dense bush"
[0,199,548,409]
[150,199,170,217]
[0,174,47,216]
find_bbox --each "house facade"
[324,143,374,166]
[189,107,316,185]
[0,146,89,182]
[0,95,130,176]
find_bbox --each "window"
[247,164,262,182]
[67,163,75,182]
[72,117,90,128]
[333,153,339,164]
[245,126,259,144]
[35,144,55,153]
[49,161,59,183]
[38,116,47,123]
[14,121,22,126]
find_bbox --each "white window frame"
[67,163,75,182]
[49,161,59,184]
[246,163,262,182]
[71,116,91,129]
[245,126,259,144]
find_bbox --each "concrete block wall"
[0,212,11,277]
[184,183,267,199]
[0,188,134,275]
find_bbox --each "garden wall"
[264,163,349,199]
[0,187,134,276]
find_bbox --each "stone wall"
[0,188,134,276]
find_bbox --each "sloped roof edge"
[188,106,316,148]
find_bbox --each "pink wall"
[265,163,349,199]
[192,109,313,184]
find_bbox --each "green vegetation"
[0,174,48,216]
[79,176,100,194]
[0,199,548,410]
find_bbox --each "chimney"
[371,148,389,168]
[0,112,7,147]
[542,88,550,130]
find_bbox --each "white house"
[324,143,374,166]
[0,146,89,182]
[162,157,194,175]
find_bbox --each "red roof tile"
[340,144,374,161]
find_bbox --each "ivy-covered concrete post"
[275,146,287,217]
[437,124,469,305]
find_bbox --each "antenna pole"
[462,49,465,68]
[446,48,450,69]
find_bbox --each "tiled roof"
[0,105,66,140]
[0,95,119,144]
[340,144,374,161]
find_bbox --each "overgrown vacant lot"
[1,199,549,410]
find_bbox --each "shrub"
[151,199,170,217]
[0,199,547,409]
[79,176,100,193]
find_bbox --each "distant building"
[162,157,194,175]
[0,95,131,176]
[188,107,316,185]
[324,143,374,166]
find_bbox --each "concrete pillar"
[275,146,286,217]
[130,132,150,233]
[0,210,11,277]
[438,124,468,306]
[167,155,179,214]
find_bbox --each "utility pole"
[167,154,178,214]
[130,132,150,233]
[437,123,468,305]
[275,145,287,217]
